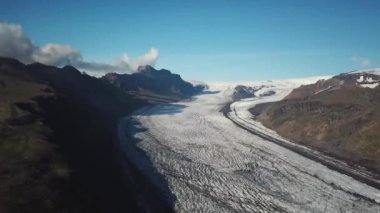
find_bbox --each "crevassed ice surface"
[122,77,380,212]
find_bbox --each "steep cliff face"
[253,69,380,173]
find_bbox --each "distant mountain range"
[252,69,380,173]
[0,57,201,213]
[102,65,206,102]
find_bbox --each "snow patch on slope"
[314,85,332,95]
[360,83,379,88]
[355,75,380,88]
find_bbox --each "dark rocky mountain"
[102,65,205,101]
[232,85,257,100]
[231,85,275,101]
[251,69,380,174]
[0,57,176,213]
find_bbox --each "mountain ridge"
[102,65,205,101]
[251,70,380,174]
[0,57,185,213]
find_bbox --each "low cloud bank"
[0,23,159,74]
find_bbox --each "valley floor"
[120,81,380,212]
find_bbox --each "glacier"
[119,77,380,212]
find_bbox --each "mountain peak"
[137,65,173,76]
[62,65,81,74]
[137,65,155,72]
[102,66,203,99]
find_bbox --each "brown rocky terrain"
[252,70,380,174]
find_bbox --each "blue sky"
[1,0,379,81]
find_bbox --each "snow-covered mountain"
[347,68,380,88]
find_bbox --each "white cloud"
[116,48,159,71]
[32,43,82,66]
[351,56,371,67]
[0,23,159,74]
[0,23,36,63]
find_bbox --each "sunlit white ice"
[120,77,380,212]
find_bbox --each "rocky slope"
[252,69,380,173]
[0,57,176,212]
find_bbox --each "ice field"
[119,78,380,212]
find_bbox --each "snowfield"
[119,77,380,212]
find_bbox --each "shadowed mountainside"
[102,65,205,101]
[0,57,177,213]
